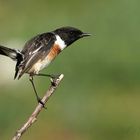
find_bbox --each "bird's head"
[54,26,91,46]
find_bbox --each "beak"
[80,33,92,38]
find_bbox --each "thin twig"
[12,74,64,140]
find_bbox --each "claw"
[37,98,47,109]
[50,74,60,86]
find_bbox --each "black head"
[53,26,91,46]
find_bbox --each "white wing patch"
[55,35,66,50]
[29,46,42,55]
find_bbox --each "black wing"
[16,32,56,79]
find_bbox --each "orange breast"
[47,44,61,61]
[27,44,62,74]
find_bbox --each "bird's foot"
[37,97,47,109]
[50,74,61,86]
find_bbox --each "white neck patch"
[55,35,66,50]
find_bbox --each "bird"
[0,26,91,106]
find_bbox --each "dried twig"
[12,74,64,140]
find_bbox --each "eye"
[70,31,73,35]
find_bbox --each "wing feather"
[17,32,56,79]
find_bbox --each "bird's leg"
[29,76,46,108]
[34,73,61,86]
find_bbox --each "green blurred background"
[0,0,140,140]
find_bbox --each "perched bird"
[0,26,91,106]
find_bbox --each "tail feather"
[0,45,23,79]
[0,45,19,60]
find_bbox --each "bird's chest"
[29,44,61,74]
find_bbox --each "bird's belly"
[40,57,52,70]
[28,44,61,74]
[28,57,51,74]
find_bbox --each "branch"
[12,74,64,140]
